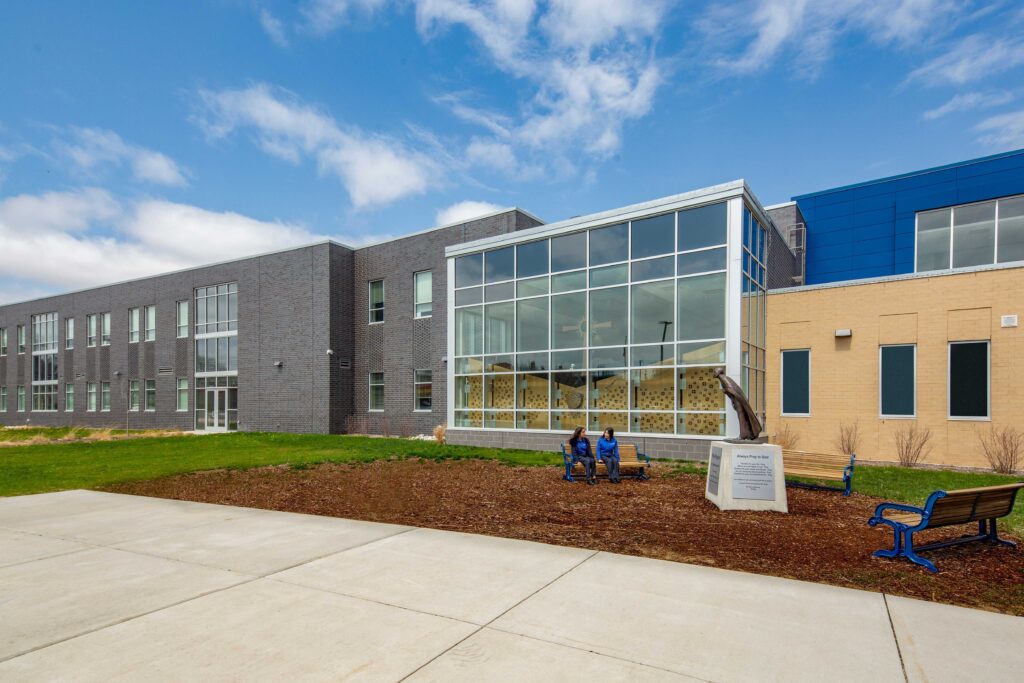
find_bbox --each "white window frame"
[176,300,188,338]
[0,328,6,356]
[0,386,6,412]
[101,312,111,346]
[368,372,385,412]
[879,344,916,419]
[176,378,188,411]
[65,383,74,412]
[368,280,385,324]
[129,380,140,411]
[780,348,811,417]
[948,340,991,421]
[17,385,26,412]
[65,318,74,350]
[17,325,25,354]
[145,379,156,411]
[87,314,97,347]
[414,270,432,319]
[87,382,97,412]
[129,308,141,343]
[144,305,156,342]
[100,381,111,412]
[414,369,432,412]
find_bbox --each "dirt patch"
[105,459,1024,615]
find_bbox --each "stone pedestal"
[705,441,788,513]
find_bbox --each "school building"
[1,149,1022,467]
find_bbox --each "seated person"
[568,426,597,485]
[596,428,621,483]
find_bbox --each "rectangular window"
[781,349,810,416]
[17,325,25,353]
[145,379,156,411]
[129,308,141,343]
[65,318,74,349]
[176,300,188,337]
[65,383,74,412]
[101,313,111,346]
[917,195,1024,272]
[17,386,26,412]
[129,380,140,411]
[176,378,188,411]
[144,305,156,341]
[87,314,97,347]
[101,382,111,411]
[880,345,915,417]
[414,271,432,318]
[414,369,432,411]
[0,386,6,412]
[368,280,384,323]
[949,341,989,419]
[0,328,6,355]
[87,382,97,411]
[31,313,59,411]
[369,372,384,411]
[194,283,238,334]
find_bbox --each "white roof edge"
[446,180,756,257]
[763,201,797,210]
[769,260,1024,294]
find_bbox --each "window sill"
[413,409,432,413]
[948,416,991,422]
[368,409,384,413]
[880,415,916,420]
[368,321,384,326]
[780,413,811,418]
[415,315,433,320]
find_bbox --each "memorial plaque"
[707,446,722,496]
[731,451,775,501]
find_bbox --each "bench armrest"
[559,444,572,465]
[638,452,651,466]
[868,502,925,528]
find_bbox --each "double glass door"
[204,388,228,431]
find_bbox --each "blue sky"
[2,0,1024,303]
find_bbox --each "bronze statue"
[713,368,765,442]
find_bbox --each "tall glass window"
[129,380,140,411]
[452,199,744,436]
[101,313,111,346]
[129,308,141,343]
[144,306,156,341]
[369,372,385,411]
[31,313,59,411]
[880,345,915,417]
[414,271,432,318]
[65,318,74,349]
[17,386,25,412]
[368,280,384,323]
[949,341,988,419]
[87,314,97,347]
[87,382,97,411]
[781,349,810,416]
[194,283,239,432]
[414,369,432,411]
[0,386,6,412]
[145,379,156,411]
[0,328,6,355]
[177,301,189,337]
[100,381,111,411]
[17,325,25,353]
[65,383,74,411]
[177,378,189,411]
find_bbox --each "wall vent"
[1001,314,1018,328]
[157,367,174,376]
[338,358,352,369]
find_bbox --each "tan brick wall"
[766,266,1024,468]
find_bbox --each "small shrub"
[893,423,931,467]
[433,423,447,445]
[772,423,799,450]
[976,425,1023,474]
[834,419,860,456]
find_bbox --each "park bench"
[868,482,1024,572]
[561,443,651,482]
[782,449,855,496]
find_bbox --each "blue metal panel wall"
[792,149,1024,285]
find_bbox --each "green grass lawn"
[2,430,1021,535]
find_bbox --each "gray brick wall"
[766,204,805,289]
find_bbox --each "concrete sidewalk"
[0,491,1020,682]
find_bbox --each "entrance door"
[205,388,228,432]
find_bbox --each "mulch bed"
[104,459,1024,615]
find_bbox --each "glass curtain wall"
[31,312,59,411]
[740,206,767,428]
[452,200,745,437]
[194,283,239,431]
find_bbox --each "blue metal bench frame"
[868,488,1020,573]
[784,452,855,496]
[560,443,651,482]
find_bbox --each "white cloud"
[195,83,437,208]
[0,188,330,304]
[975,109,1024,149]
[301,0,388,35]
[923,91,1014,120]
[59,127,187,186]
[418,0,667,173]
[260,9,289,46]
[908,35,1024,86]
[703,0,962,79]
[435,199,505,226]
